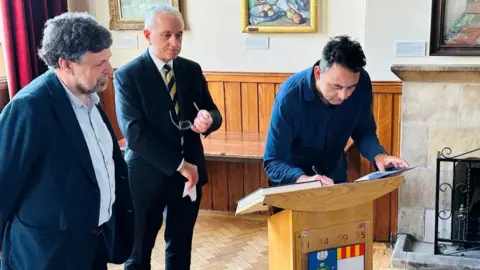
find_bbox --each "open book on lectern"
[236,166,414,214]
[354,166,416,182]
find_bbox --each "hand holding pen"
[295,166,335,186]
[310,166,335,187]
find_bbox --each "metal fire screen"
[435,147,480,257]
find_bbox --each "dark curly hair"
[319,35,366,73]
[38,12,112,68]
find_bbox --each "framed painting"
[430,0,480,56]
[108,0,183,30]
[241,0,318,33]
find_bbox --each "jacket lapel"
[142,51,169,91]
[141,50,181,122]
[44,70,98,186]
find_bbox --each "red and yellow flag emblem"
[336,243,365,260]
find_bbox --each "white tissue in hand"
[182,183,197,201]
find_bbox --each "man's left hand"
[374,153,409,172]
[191,110,213,133]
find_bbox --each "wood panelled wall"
[199,73,283,216]
[102,72,402,242]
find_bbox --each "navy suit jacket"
[0,70,135,269]
[114,50,222,197]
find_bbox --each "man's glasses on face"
[169,102,200,130]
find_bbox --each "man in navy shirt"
[263,35,408,186]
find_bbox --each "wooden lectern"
[235,176,405,270]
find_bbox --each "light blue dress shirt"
[62,80,115,226]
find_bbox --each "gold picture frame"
[241,0,318,33]
[108,0,184,30]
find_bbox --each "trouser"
[91,226,108,270]
[125,176,202,270]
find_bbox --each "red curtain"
[0,0,67,98]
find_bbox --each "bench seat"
[118,132,353,163]
[117,131,265,163]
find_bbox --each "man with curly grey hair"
[0,12,134,270]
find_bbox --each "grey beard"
[75,81,106,95]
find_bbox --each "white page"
[354,166,417,182]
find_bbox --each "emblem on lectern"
[308,243,365,270]
[316,250,328,260]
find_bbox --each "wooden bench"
[117,133,354,168]
[200,131,265,162]
[118,132,353,162]
[117,131,265,162]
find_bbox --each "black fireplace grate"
[435,147,480,257]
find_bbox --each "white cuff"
[177,158,184,171]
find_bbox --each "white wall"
[365,0,480,80]
[69,0,480,81]
[72,0,367,73]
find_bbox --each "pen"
[312,165,323,187]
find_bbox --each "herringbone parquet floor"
[108,210,399,270]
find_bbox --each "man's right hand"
[296,175,334,186]
[178,161,199,189]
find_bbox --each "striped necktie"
[163,64,184,148]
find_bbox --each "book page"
[354,166,416,182]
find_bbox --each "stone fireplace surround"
[390,64,480,269]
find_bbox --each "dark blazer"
[0,70,134,270]
[114,50,222,197]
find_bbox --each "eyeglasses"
[169,102,200,130]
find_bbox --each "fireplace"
[435,147,480,256]
[389,64,480,268]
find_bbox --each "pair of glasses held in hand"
[169,102,203,130]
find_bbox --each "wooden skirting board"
[101,71,402,242]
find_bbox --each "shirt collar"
[58,76,99,109]
[303,60,320,102]
[148,46,173,71]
